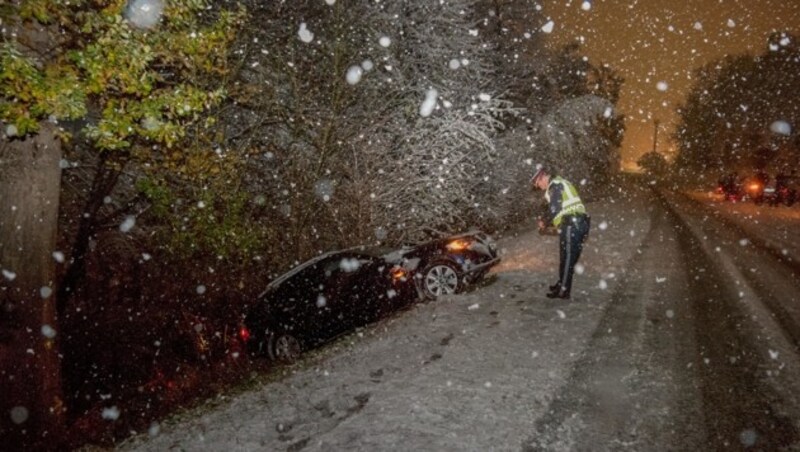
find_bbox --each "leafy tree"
[0,0,242,446]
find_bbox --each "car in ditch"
[240,229,500,362]
[241,248,417,362]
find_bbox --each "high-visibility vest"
[548,176,586,226]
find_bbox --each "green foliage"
[1,0,244,150]
[0,44,86,135]
[135,177,172,217]
[138,176,264,262]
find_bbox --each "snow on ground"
[120,189,653,451]
[684,189,800,260]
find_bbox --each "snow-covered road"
[119,183,800,451]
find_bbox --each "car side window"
[321,255,375,299]
[286,263,324,292]
[323,258,355,292]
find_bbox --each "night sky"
[541,0,800,170]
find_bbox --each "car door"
[328,253,395,330]
[318,255,365,335]
[270,262,326,339]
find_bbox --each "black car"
[241,230,500,362]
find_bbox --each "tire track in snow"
[659,190,800,450]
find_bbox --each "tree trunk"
[56,150,126,317]
[0,124,65,449]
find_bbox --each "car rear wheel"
[421,261,462,299]
[267,332,302,363]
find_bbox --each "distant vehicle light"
[748,183,762,192]
[239,326,251,342]
[446,239,471,251]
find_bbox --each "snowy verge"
[119,191,652,451]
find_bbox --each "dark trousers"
[557,215,589,292]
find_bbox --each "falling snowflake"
[339,258,361,272]
[298,22,314,43]
[770,120,791,136]
[379,36,392,47]
[420,89,439,117]
[656,81,668,92]
[581,1,591,11]
[120,216,136,233]
[541,20,555,34]
[346,65,363,85]
[41,325,57,339]
[124,0,164,29]
[102,406,121,421]
[317,294,327,308]
[10,406,28,425]
[148,422,161,437]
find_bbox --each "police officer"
[531,167,590,299]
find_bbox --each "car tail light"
[446,239,471,251]
[391,266,408,282]
[239,325,252,342]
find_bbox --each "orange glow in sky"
[541,0,800,170]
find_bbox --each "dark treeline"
[0,1,624,449]
[673,32,800,182]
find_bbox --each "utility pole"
[652,118,660,153]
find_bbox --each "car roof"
[259,245,403,298]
